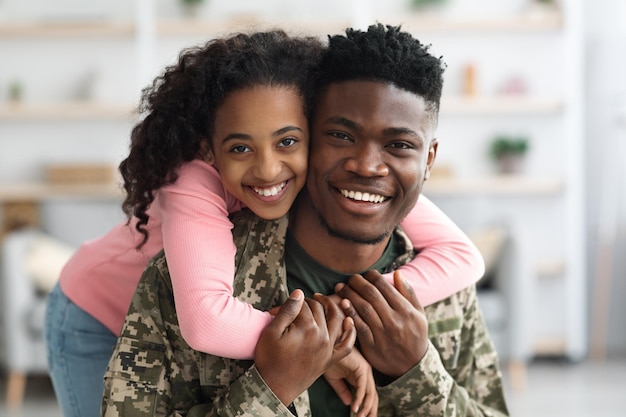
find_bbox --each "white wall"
[584,0,626,356]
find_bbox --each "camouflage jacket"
[102,210,509,417]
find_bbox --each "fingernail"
[290,289,304,301]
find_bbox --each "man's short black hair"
[315,23,446,122]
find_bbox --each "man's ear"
[424,138,438,181]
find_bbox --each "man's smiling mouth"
[339,188,388,203]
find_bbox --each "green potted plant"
[526,0,560,18]
[179,0,205,18]
[489,135,529,174]
[409,0,449,12]
[8,80,23,102]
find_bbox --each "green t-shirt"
[285,228,402,417]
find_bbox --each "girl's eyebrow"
[220,133,251,144]
[273,125,304,136]
[221,125,304,144]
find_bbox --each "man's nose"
[343,143,389,177]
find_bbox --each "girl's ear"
[203,150,214,165]
[199,138,214,164]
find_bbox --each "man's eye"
[389,142,413,150]
[231,145,251,153]
[330,132,350,140]
[278,137,297,147]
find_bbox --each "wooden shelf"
[156,12,561,37]
[0,182,124,202]
[156,17,351,37]
[0,102,136,121]
[536,258,566,277]
[0,12,562,39]
[0,21,134,37]
[0,97,560,121]
[533,337,567,356]
[423,176,565,196]
[398,12,562,32]
[441,96,563,115]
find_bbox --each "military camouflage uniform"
[102,210,509,416]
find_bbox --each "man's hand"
[336,270,429,379]
[254,290,356,406]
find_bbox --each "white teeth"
[340,189,387,203]
[253,181,286,197]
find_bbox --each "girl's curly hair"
[119,30,324,248]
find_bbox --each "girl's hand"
[323,349,378,417]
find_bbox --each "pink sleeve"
[386,194,485,306]
[158,159,272,360]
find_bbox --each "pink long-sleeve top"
[60,158,484,360]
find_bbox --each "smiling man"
[102,24,508,417]
[283,74,442,416]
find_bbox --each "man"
[102,24,509,416]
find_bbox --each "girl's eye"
[230,145,251,153]
[278,137,297,147]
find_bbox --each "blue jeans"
[44,283,117,417]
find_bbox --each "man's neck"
[289,196,390,274]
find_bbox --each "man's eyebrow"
[324,116,360,130]
[383,127,421,138]
[324,117,420,139]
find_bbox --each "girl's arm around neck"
[386,194,485,306]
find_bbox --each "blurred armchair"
[0,228,73,407]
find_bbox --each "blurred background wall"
[0,0,624,369]
[584,0,626,357]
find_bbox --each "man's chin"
[308,194,391,245]
[333,231,389,245]
[318,213,389,245]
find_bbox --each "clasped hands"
[254,271,429,415]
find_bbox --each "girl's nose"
[254,151,282,181]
